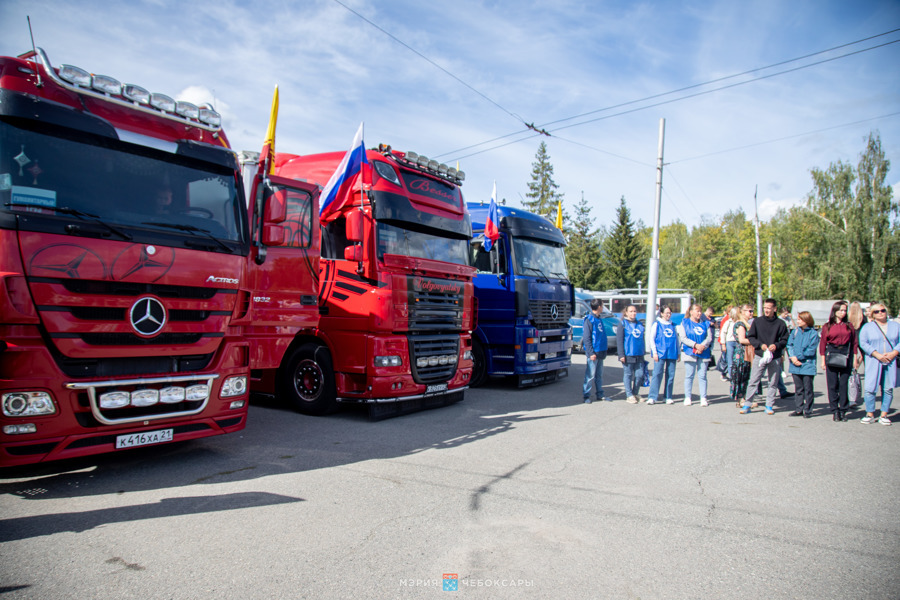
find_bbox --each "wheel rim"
[294,359,324,402]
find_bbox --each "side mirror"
[262,224,285,246]
[343,245,363,262]
[346,210,364,243]
[264,188,287,224]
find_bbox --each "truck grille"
[529,300,571,329]
[409,288,463,331]
[409,335,459,384]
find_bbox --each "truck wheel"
[280,343,338,415]
[470,340,487,388]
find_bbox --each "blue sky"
[2,0,898,228]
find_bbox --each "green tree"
[565,193,603,289]
[523,141,563,217]
[601,197,645,288]
[802,131,898,307]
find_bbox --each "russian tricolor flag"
[319,122,369,223]
[483,181,500,251]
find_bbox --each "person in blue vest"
[677,304,714,406]
[647,304,679,404]
[617,304,646,403]
[582,298,610,403]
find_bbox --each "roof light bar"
[34,49,223,131]
[394,149,465,184]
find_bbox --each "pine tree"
[523,141,563,217]
[602,197,645,288]
[565,192,602,289]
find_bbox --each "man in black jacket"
[741,298,790,415]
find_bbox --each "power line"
[669,111,900,164]
[436,29,900,160]
[549,39,900,135]
[541,27,900,129]
[330,0,527,127]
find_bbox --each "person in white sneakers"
[648,304,679,404]
[858,303,899,425]
[677,304,714,406]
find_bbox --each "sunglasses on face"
[872,309,886,314]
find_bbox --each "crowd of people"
[581,298,900,425]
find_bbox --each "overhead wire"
[329,0,527,127]
[436,30,900,160]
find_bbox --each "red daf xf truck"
[241,144,475,419]
[0,49,250,466]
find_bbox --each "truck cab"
[467,203,573,387]
[0,49,250,465]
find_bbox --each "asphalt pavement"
[1,352,897,599]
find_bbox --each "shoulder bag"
[825,343,849,369]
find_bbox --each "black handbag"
[825,344,849,369]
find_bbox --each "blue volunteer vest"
[654,321,679,360]
[682,319,712,359]
[622,319,645,356]
[584,313,608,353]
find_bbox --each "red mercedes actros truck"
[0,49,250,466]
[241,144,475,419]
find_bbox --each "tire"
[470,339,488,388]
[279,342,338,415]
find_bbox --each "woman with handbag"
[847,302,867,408]
[786,311,819,418]
[858,303,900,425]
[819,301,858,422]
[731,304,754,409]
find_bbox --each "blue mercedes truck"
[467,202,573,387]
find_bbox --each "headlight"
[463,350,473,361]
[374,355,402,367]
[2,392,56,417]
[221,376,248,398]
[525,352,539,362]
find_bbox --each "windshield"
[1,120,244,247]
[511,237,568,279]
[376,222,469,266]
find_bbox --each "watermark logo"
[443,573,458,591]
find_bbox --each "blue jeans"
[684,360,708,400]
[622,360,644,397]
[649,358,676,401]
[725,341,737,378]
[864,367,894,415]
[583,355,605,401]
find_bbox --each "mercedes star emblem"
[130,297,167,337]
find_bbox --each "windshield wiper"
[522,266,549,282]
[5,203,133,240]
[143,221,232,253]
[551,271,569,281]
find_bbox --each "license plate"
[115,429,174,449]
[424,383,448,396]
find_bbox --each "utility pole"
[768,243,772,298]
[646,118,665,351]
[754,186,763,313]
